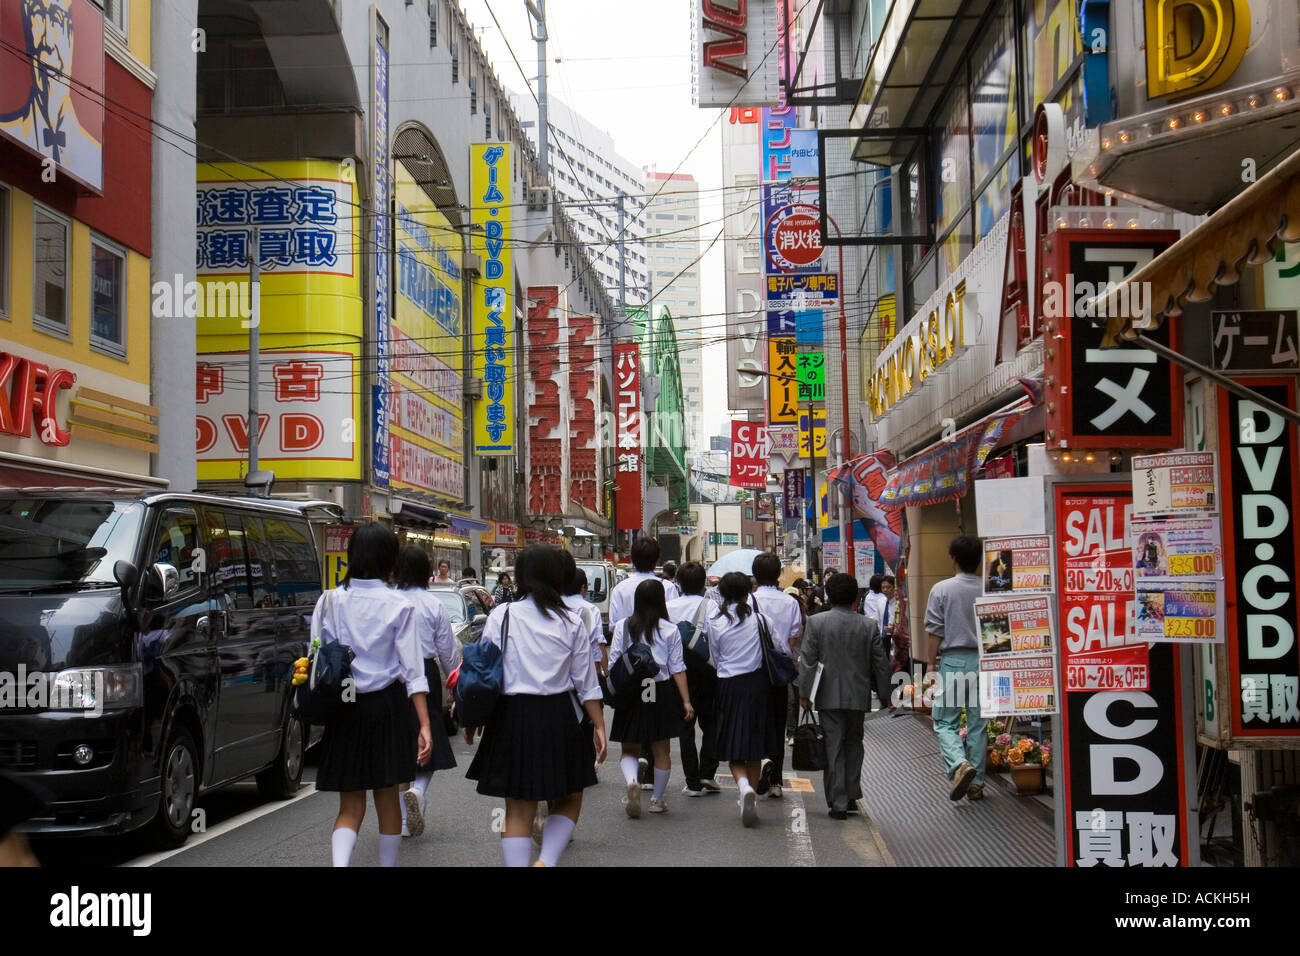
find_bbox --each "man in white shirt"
[608,537,678,627]
[751,552,803,799]
[432,560,455,585]
[667,562,721,796]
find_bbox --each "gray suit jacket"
[798,606,891,712]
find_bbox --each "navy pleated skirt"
[610,678,684,742]
[714,666,778,762]
[466,692,598,801]
[415,657,456,773]
[317,681,418,792]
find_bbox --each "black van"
[0,491,339,847]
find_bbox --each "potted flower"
[1008,736,1050,794]
[985,719,1010,772]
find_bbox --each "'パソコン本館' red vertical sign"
[1220,378,1300,738]
[1055,483,1191,867]
[729,420,769,488]
[614,343,642,531]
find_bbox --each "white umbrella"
[706,548,765,578]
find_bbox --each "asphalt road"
[31,715,890,868]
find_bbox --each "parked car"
[459,582,494,617]
[0,490,339,848]
[575,560,619,633]
[429,585,488,644]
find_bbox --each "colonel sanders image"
[0,0,102,188]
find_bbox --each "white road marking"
[125,785,319,868]
[785,781,816,867]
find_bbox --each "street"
[32,710,890,869]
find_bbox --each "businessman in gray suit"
[799,572,893,818]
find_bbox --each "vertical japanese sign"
[1209,311,1300,373]
[768,337,798,425]
[390,163,465,500]
[1055,483,1192,867]
[526,286,569,515]
[569,312,600,513]
[614,343,642,530]
[471,143,514,454]
[761,105,796,183]
[371,17,391,486]
[322,524,356,590]
[1043,231,1181,450]
[782,467,805,519]
[798,408,826,459]
[1220,379,1300,737]
[722,108,766,412]
[730,421,769,489]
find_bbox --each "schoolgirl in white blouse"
[608,578,693,817]
[310,523,432,866]
[707,571,780,828]
[464,545,608,867]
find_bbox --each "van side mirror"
[113,560,139,590]
[145,563,180,602]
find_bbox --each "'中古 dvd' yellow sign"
[470,143,513,454]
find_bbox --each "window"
[201,508,244,606]
[105,0,127,36]
[428,0,437,47]
[0,184,8,318]
[486,104,491,139]
[469,75,477,114]
[90,236,126,358]
[451,41,459,83]
[32,205,68,336]
[149,507,201,593]
[745,508,754,520]
[744,534,754,547]
[263,516,322,608]
[241,514,276,608]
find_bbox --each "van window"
[149,506,201,592]
[241,514,277,608]
[263,516,322,608]
[222,513,256,610]
[0,498,146,588]
[200,508,244,603]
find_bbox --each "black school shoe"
[754,760,773,795]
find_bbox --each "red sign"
[0,352,75,446]
[614,343,642,531]
[526,286,566,515]
[1042,230,1182,450]
[1055,482,1192,868]
[568,312,599,513]
[729,420,769,489]
[1219,378,1300,738]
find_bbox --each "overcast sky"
[461,0,731,447]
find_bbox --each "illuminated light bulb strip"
[1096,80,1300,155]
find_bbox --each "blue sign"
[796,309,824,345]
[761,106,796,183]
[788,129,819,179]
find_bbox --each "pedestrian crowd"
[307,523,990,866]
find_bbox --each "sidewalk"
[857,709,1055,867]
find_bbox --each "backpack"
[295,589,355,725]
[609,622,659,705]
[453,608,510,728]
[677,598,712,668]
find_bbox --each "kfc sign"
[0,352,75,446]
[730,420,769,489]
[614,343,642,531]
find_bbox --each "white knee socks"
[501,836,533,867]
[736,775,754,796]
[620,755,639,785]
[412,773,432,798]
[538,814,577,867]
[652,768,670,801]
[378,832,401,867]
[331,827,358,867]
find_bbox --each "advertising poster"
[1055,483,1192,867]
[322,524,355,590]
[1131,452,1219,517]
[1130,516,1223,582]
[976,595,1054,657]
[853,541,876,588]
[730,421,769,489]
[470,142,514,454]
[982,535,1052,593]
[979,654,1056,717]
[1057,488,1148,690]
[768,337,799,424]
[1134,581,1224,643]
[822,541,842,573]
[1064,644,1150,692]
[613,343,642,530]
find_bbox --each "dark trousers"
[785,685,800,736]
[820,709,866,813]
[679,662,718,787]
[765,681,787,780]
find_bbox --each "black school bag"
[609,625,659,706]
[295,589,356,725]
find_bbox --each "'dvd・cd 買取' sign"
[1054,482,1192,867]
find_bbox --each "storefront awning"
[446,512,491,535]
[1100,144,1300,345]
[879,397,1032,510]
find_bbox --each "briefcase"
[791,706,826,773]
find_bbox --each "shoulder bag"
[754,598,799,687]
[453,608,510,728]
[677,598,712,669]
[791,705,827,772]
[294,589,355,725]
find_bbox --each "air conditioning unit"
[463,377,485,400]
[462,251,482,277]
[527,185,552,211]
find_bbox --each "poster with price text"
[982,535,1052,593]
[1131,452,1218,517]
[1134,581,1225,643]
[1057,489,1148,691]
[979,655,1056,716]
[975,595,1055,657]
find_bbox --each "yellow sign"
[768,336,799,425]
[1146,0,1249,99]
[470,143,514,454]
[391,164,466,499]
[868,280,967,418]
[196,160,363,482]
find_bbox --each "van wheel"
[151,727,198,849]
[257,712,305,800]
